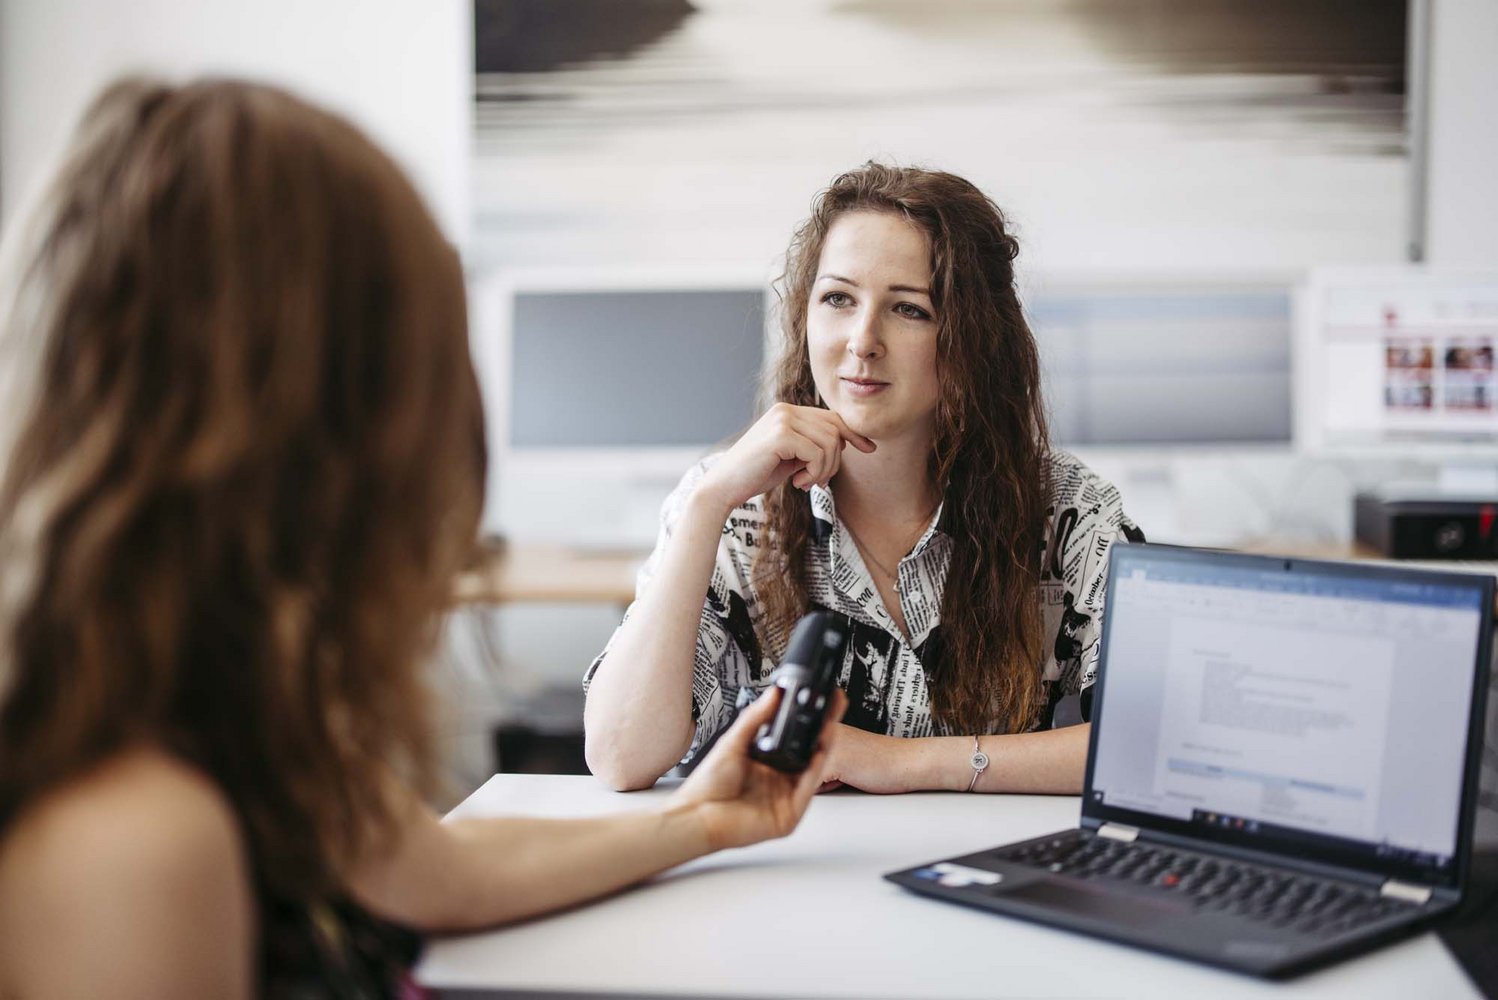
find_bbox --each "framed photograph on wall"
[472,0,1411,277]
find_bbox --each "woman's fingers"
[747,403,878,495]
[825,412,877,454]
[775,425,834,490]
[787,411,865,489]
[792,409,876,488]
[790,691,848,803]
[716,685,782,755]
[795,417,845,487]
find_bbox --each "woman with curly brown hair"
[585,163,1138,794]
[0,78,843,999]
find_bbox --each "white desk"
[416,775,1482,1000]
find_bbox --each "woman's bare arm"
[582,486,735,790]
[351,688,845,932]
[583,405,875,791]
[818,722,1093,795]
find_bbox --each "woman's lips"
[841,377,889,397]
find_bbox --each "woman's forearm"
[823,722,1092,794]
[353,690,841,934]
[439,808,711,928]
[583,488,735,789]
[918,723,1092,794]
[349,796,712,933]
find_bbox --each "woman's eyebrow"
[817,273,931,298]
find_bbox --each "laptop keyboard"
[997,835,1419,937]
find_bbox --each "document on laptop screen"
[1091,557,1483,865]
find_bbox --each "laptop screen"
[1087,546,1490,881]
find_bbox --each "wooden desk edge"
[452,543,646,606]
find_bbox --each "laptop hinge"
[1380,880,1433,905]
[1098,823,1139,843]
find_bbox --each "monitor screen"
[1031,283,1293,446]
[1297,269,1498,454]
[507,287,766,450]
[469,275,772,542]
[1090,546,1487,880]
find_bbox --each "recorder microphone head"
[749,611,848,773]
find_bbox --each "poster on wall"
[472,0,1409,276]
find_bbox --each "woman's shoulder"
[2,746,245,865]
[1044,449,1136,534]
[0,748,254,995]
[1045,449,1118,499]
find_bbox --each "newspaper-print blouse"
[584,450,1140,766]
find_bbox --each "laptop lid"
[1081,545,1494,893]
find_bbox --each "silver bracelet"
[965,735,990,792]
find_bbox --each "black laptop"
[886,544,1495,979]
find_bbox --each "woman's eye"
[822,291,853,308]
[896,302,932,320]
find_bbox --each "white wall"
[0,0,486,790]
[0,0,471,248]
[1424,0,1498,267]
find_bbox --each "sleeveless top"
[259,882,427,999]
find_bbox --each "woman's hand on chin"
[696,403,875,513]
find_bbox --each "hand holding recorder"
[749,611,849,773]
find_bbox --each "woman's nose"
[846,311,884,359]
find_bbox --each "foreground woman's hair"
[0,78,486,901]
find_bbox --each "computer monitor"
[469,268,774,544]
[1028,278,1294,448]
[1295,268,1498,467]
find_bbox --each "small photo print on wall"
[1442,337,1496,412]
[1443,374,1492,412]
[1385,338,1435,371]
[1383,337,1435,412]
[1444,338,1495,372]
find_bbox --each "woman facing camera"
[584,164,1139,794]
[0,79,843,999]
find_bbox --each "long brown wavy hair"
[0,79,485,902]
[756,163,1052,736]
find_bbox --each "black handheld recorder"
[748,611,848,772]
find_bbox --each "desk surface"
[452,543,645,605]
[452,538,1498,607]
[416,775,1481,1000]
[1235,536,1498,575]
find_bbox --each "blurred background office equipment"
[470,271,770,547]
[1298,270,1498,459]
[1296,268,1498,556]
[2,0,1496,792]
[1031,282,1293,447]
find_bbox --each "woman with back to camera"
[584,163,1140,794]
[0,78,844,999]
